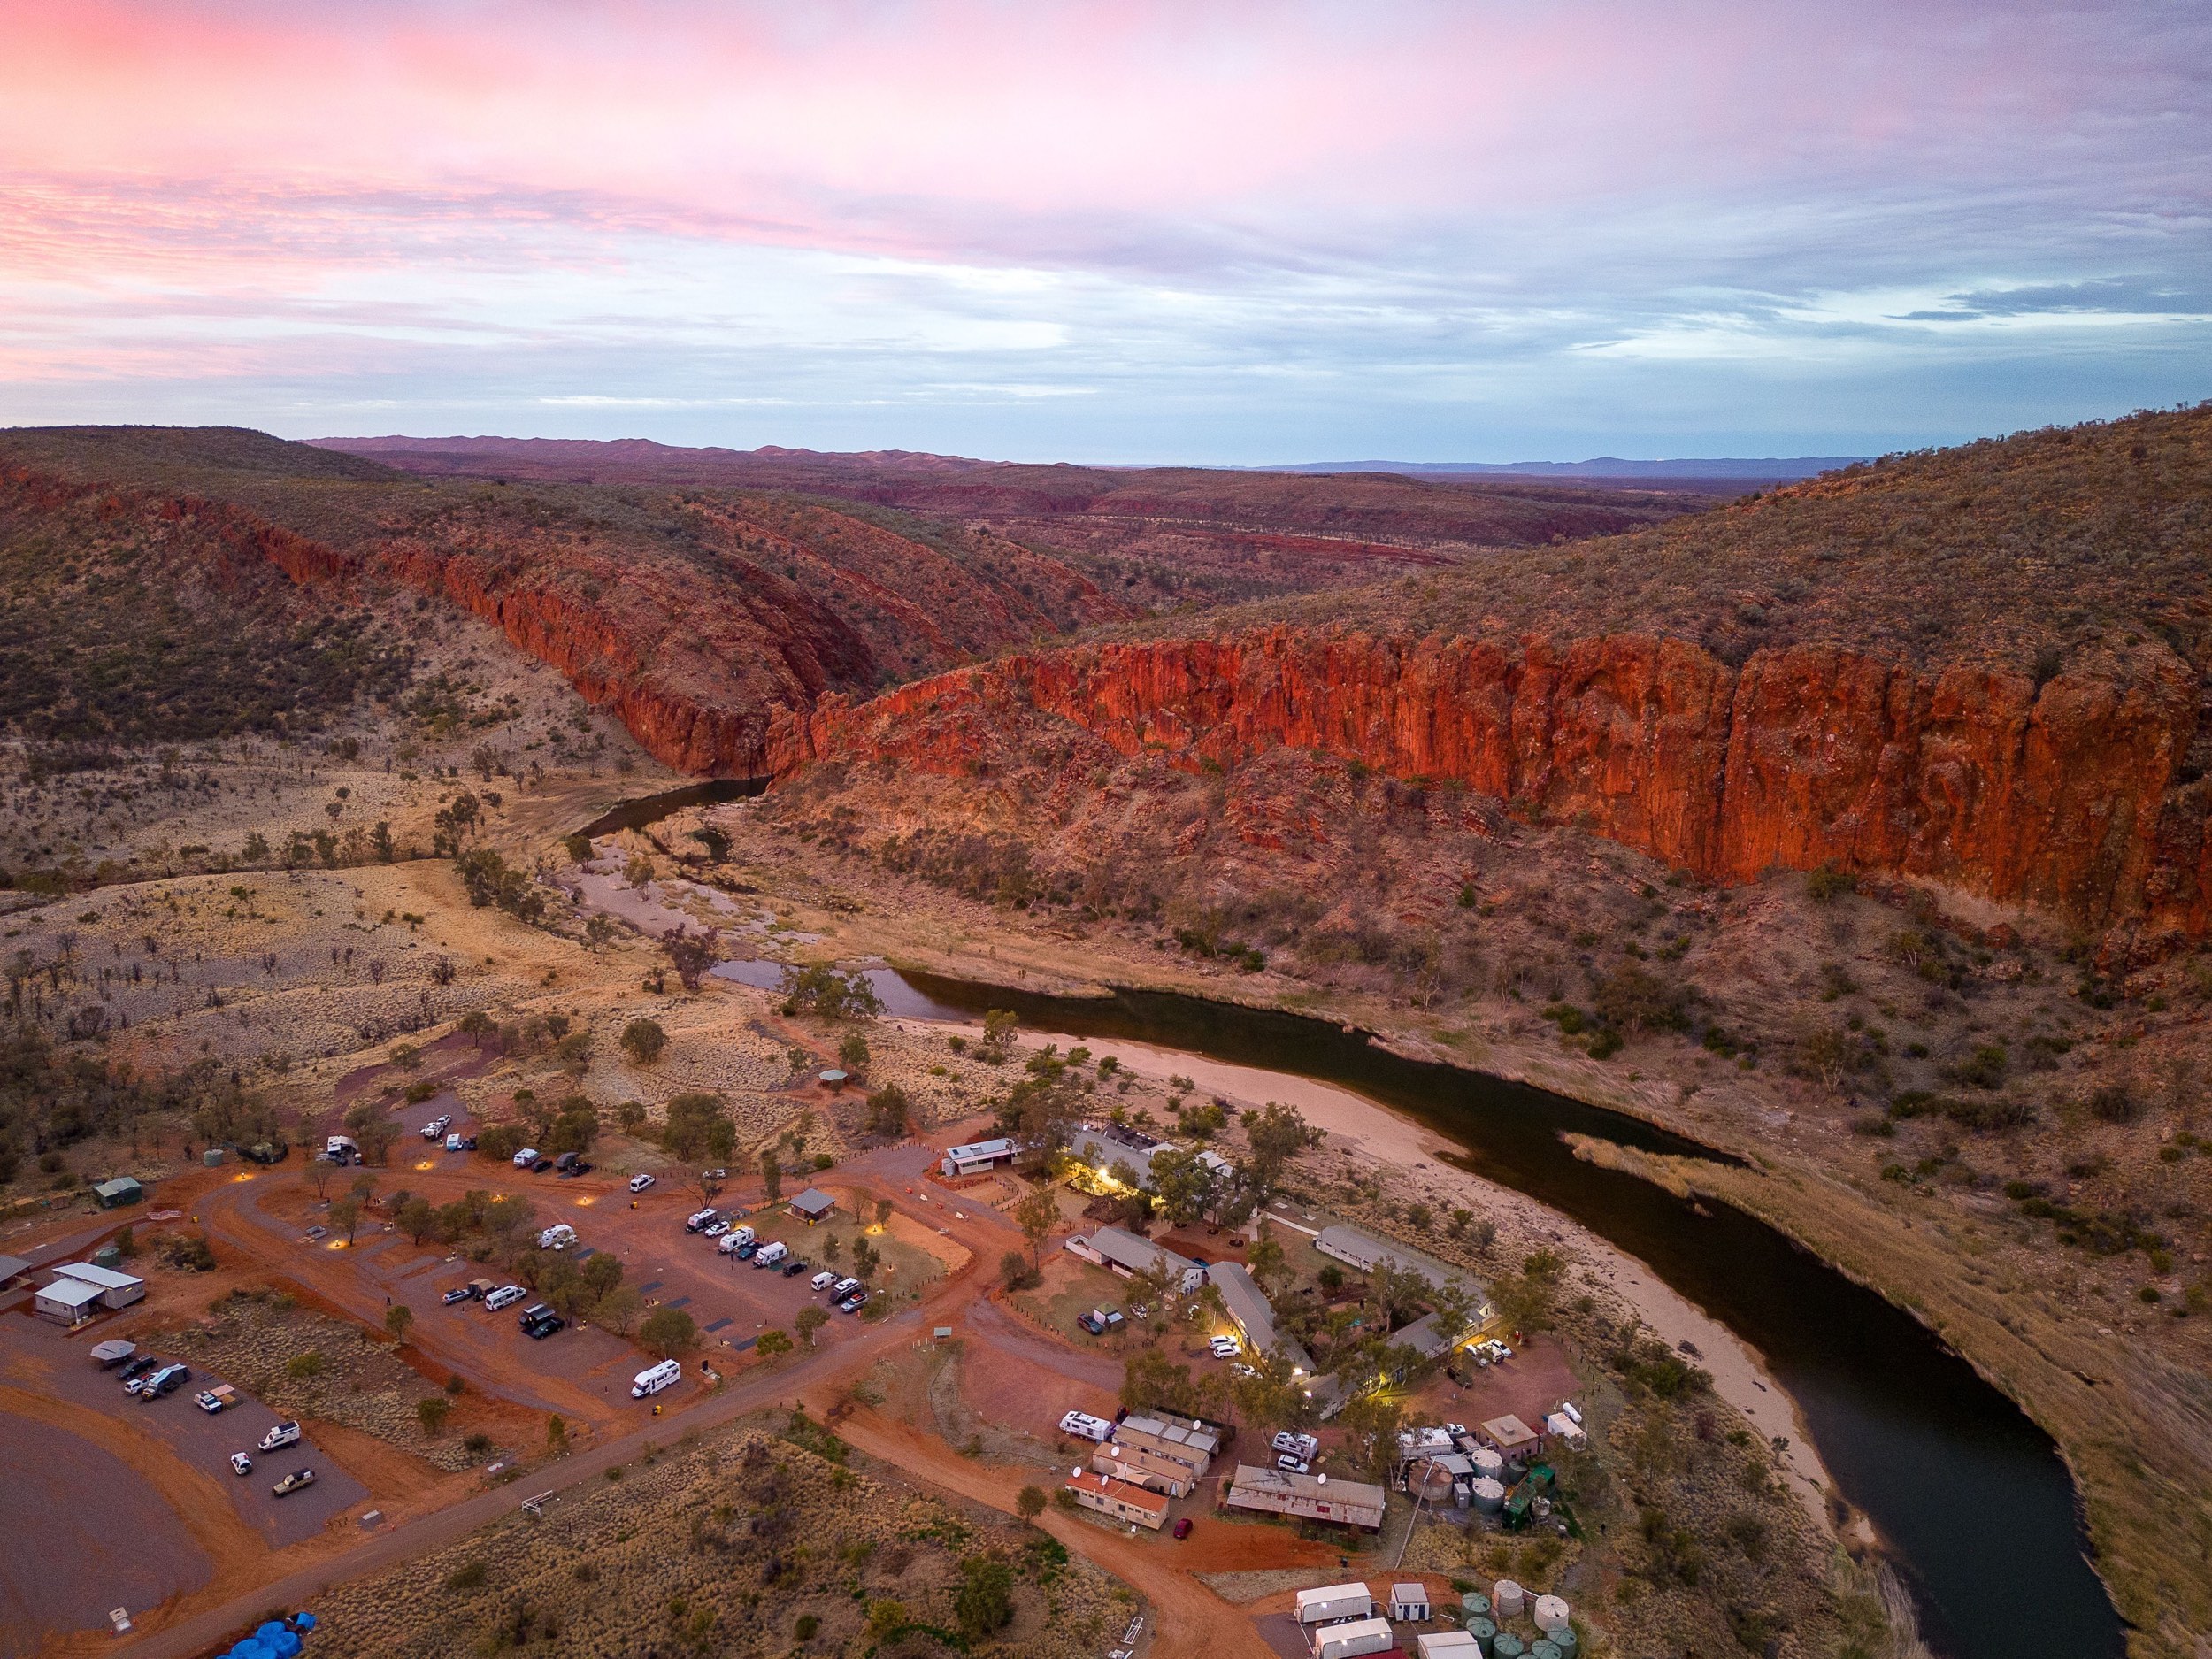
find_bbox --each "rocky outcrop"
[780,626,2212,943]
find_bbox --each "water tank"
[1464,1615,1497,1655]
[1549,1629,1578,1657]
[1469,1476,1506,1513]
[1468,1445,1504,1482]
[1534,1594,1571,1632]
[1493,1579,1525,1618]
[1531,1643,1562,1659]
[1492,1635,1526,1659]
[1410,1460,1456,1501]
[204,1147,226,1166]
[1460,1592,1492,1617]
[93,1244,122,1269]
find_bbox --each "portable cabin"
[1311,1617,1394,1659]
[1390,1582,1432,1621]
[1062,1467,1168,1530]
[35,1277,104,1325]
[1294,1584,1375,1625]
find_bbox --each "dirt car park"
[1,1312,371,1545]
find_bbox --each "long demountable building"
[1223,1463,1387,1531]
[1111,1413,1219,1477]
[1063,1466,1169,1531]
[50,1262,146,1310]
[1064,1225,1204,1294]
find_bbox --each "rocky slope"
[778,406,2212,949]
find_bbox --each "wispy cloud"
[2,0,2208,458]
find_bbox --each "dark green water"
[574,776,765,839]
[897,973,2123,1659]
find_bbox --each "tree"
[1000,1249,1034,1293]
[597,1287,643,1335]
[865,1083,910,1138]
[837,1031,871,1076]
[661,926,715,993]
[396,1196,437,1243]
[688,1165,727,1210]
[483,1194,534,1241]
[619,1018,666,1064]
[777,964,884,1021]
[342,1102,399,1166]
[1594,962,1690,1034]
[850,1236,881,1283]
[546,1414,568,1455]
[476,1123,524,1163]
[616,1099,647,1134]
[795,1305,829,1348]
[1230,1345,1310,1446]
[1242,1102,1318,1202]
[385,1303,413,1343]
[305,1160,336,1202]
[416,1394,451,1434]
[980,1009,1019,1060]
[756,1327,794,1360]
[1247,1231,1290,1298]
[662,1092,731,1162]
[1016,1486,1047,1523]
[329,1198,362,1243]
[1147,1145,1217,1227]
[758,1148,783,1205]
[1013,1184,1058,1269]
[955,1557,1014,1640]
[1335,1390,1404,1480]
[581,1251,625,1303]
[639,1307,698,1358]
[544,1101,599,1156]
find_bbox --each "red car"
[1172,1517,1193,1540]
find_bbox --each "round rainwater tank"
[1469,1477,1507,1513]
[1410,1460,1455,1501]
[1534,1594,1571,1631]
[1493,1579,1526,1618]
[1492,1634,1526,1659]
[1464,1615,1497,1655]
[1549,1628,1578,1657]
[1468,1445,1504,1482]
[1531,1642,1563,1659]
[1460,1591,1492,1617]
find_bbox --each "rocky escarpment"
[779,626,2212,946]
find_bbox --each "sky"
[2,0,2208,463]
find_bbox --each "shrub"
[1806,862,1856,903]
[417,1395,451,1434]
[794,1614,819,1641]
[443,1560,488,1593]
[2087,1086,2139,1124]
[619,1018,667,1064]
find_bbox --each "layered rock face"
[780,626,2212,943]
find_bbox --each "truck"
[193,1384,240,1414]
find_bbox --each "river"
[583,782,2125,1659]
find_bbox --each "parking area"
[0,1312,371,1546]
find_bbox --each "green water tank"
[92,1243,122,1269]
[1550,1629,1578,1657]
[1465,1617,1497,1655]
[1461,1593,1492,1617]
[204,1148,225,1167]
[1532,1643,1563,1659]
[1493,1636,1526,1659]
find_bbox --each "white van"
[484,1285,526,1311]
[810,1270,837,1291]
[1059,1410,1115,1442]
[631,1358,681,1399]
[753,1240,788,1269]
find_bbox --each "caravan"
[631,1359,682,1399]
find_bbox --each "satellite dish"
[1317,1473,1327,1484]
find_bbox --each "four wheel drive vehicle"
[753,1240,789,1269]
[632,1358,682,1398]
[420,1115,452,1141]
[702,1218,732,1239]
[1172,1517,1194,1540]
[483,1285,526,1311]
[810,1271,838,1292]
[557,1159,594,1179]
[442,1286,476,1305]
[1271,1431,1321,1461]
[522,1312,565,1340]
[259,1419,303,1452]
[731,1240,758,1261]
[684,1209,721,1233]
[1274,1454,1312,1475]
[229,1452,253,1477]
[529,1157,554,1174]
[835,1290,868,1314]
[118,1355,160,1386]
[1207,1335,1240,1358]
[512,1148,540,1168]
[1059,1410,1115,1442]
[1077,1308,1125,1336]
[195,1385,240,1414]
[535,1223,579,1250]
[272,1468,317,1497]
[303,1225,328,1242]
[139,1363,191,1401]
[780,1258,810,1278]
[627,1173,657,1194]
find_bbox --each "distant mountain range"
[1275,457,1868,481]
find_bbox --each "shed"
[938,1137,1018,1179]
[1390,1582,1432,1621]
[52,1262,148,1310]
[0,1253,33,1287]
[1417,1635,1481,1657]
[788,1188,837,1224]
[34,1277,105,1324]
[93,1176,143,1209]
[1481,1414,1540,1458]
[1294,1583,1375,1624]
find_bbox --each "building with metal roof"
[34,1277,105,1324]
[93,1176,143,1209]
[938,1137,1018,1179]
[788,1188,837,1223]
[1063,1466,1168,1529]
[1064,1225,1203,1292]
[51,1262,147,1309]
[1224,1463,1386,1531]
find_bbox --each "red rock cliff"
[779,626,2212,943]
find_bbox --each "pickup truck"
[193,1384,239,1414]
